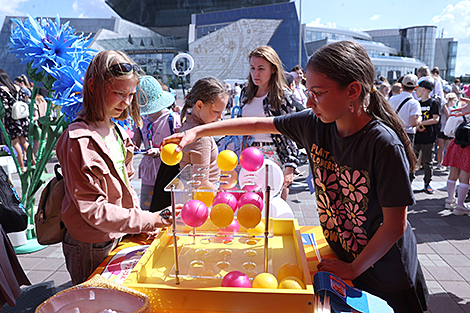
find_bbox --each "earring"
[349,104,355,113]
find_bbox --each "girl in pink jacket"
[57,50,178,285]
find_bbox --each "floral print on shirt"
[311,144,371,257]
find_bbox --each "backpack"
[454,115,470,148]
[0,166,27,233]
[4,89,29,120]
[35,164,66,245]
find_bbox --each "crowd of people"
[5,39,470,312]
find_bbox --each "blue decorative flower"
[44,52,93,121]
[9,15,92,74]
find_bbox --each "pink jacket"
[56,120,159,243]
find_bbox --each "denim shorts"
[62,231,120,285]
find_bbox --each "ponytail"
[367,90,417,171]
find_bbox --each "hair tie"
[369,85,377,94]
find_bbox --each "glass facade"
[106,0,290,28]
[447,41,458,79]
[194,2,308,70]
[400,26,437,69]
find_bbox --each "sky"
[0,0,469,76]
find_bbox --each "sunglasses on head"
[108,63,144,76]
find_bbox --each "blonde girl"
[57,50,176,284]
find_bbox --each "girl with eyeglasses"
[56,50,179,285]
[163,41,428,312]
[239,46,299,201]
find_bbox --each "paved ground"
[6,117,470,312]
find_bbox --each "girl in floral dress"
[163,41,428,313]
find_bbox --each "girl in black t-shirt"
[163,41,428,313]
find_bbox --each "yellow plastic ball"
[277,262,303,283]
[237,204,262,229]
[160,143,183,166]
[210,203,234,228]
[194,186,215,208]
[217,150,238,171]
[252,273,279,289]
[278,276,306,289]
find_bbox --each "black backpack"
[455,116,470,148]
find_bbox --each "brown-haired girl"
[180,77,228,189]
[163,41,428,312]
[241,45,299,200]
[57,50,177,284]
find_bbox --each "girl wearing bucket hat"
[133,76,181,211]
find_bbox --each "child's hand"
[317,258,358,280]
[162,130,196,153]
[146,148,160,158]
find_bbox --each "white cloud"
[430,0,470,76]
[73,1,79,12]
[306,18,337,29]
[0,0,27,25]
[369,14,380,21]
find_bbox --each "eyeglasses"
[304,86,340,104]
[108,63,144,76]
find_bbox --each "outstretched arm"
[450,98,470,116]
[317,206,407,280]
[162,117,278,152]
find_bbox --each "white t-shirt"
[388,91,421,134]
[241,94,272,142]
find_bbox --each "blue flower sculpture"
[9,14,95,120]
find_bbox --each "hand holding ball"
[160,143,182,166]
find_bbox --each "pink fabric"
[56,120,158,243]
[442,140,470,173]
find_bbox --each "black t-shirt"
[415,98,440,144]
[274,110,419,292]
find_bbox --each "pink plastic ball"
[221,271,251,288]
[221,187,242,201]
[181,200,208,228]
[242,184,264,200]
[238,192,263,211]
[240,147,264,172]
[213,192,238,212]
[219,219,240,235]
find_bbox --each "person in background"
[233,82,241,107]
[163,40,428,313]
[391,82,403,97]
[179,77,229,189]
[291,65,308,108]
[13,76,31,99]
[388,74,421,179]
[240,45,299,201]
[378,82,391,99]
[452,79,463,100]
[0,69,34,172]
[414,79,440,194]
[132,75,180,211]
[436,92,457,170]
[56,50,178,285]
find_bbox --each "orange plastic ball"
[278,276,306,289]
[277,262,303,283]
[210,203,234,228]
[194,186,215,208]
[217,150,238,171]
[252,273,279,289]
[160,143,183,166]
[237,204,262,229]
